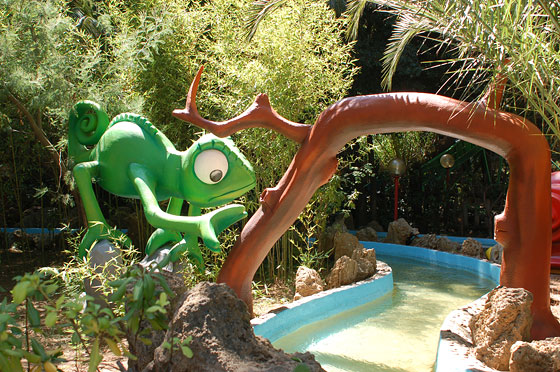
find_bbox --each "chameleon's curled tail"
[68,101,109,166]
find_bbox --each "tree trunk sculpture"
[173,66,560,340]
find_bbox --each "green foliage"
[1,0,357,283]
[0,254,183,370]
[356,0,560,147]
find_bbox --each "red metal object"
[551,172,560,268]
[393,176,400,221]
[173,66,560,340]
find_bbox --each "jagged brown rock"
[469,287,533,371]
[326,255,358,288]
[139,282,324,372]
[317,216,347,255]
[384,218,418,245]
[294,266,325,300]
[509,337,560,372]
[351,248,377,281]
[333,232,363,261]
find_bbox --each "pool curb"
[253,240,501,371]
[252,261,393,342]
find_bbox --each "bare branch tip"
[255,93,271,106]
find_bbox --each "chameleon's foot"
[78,222,131,259]
[146,228,182,257]
[200,204,247,252]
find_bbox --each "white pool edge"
[253,241,501,371]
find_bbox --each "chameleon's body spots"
[68,101,255,260]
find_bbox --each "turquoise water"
[273,255,496,372]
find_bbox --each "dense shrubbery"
[0,0,356,278]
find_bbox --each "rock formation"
[351,248,377,281]
[469,287,533,370]
[326,256,358,288]
[509,337,560,372]
[294,266,325,300]
[384,218,418,245]
[410,234,438,249]
[462,238,483,258]
[317,215,347,256]
[333,232,363,261]
[436,236,461,253]
[356,227,378,242]
[135,282,324,372]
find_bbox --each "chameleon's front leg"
[73,161,131,258]
[145,197,184,256]
[129,164,247,256]
[146,199,205,267]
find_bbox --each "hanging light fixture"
[388,158,406,221]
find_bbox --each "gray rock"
[384,218,418,245]
[294,266,325,300]
[509,337,560,372]
[411,234,438,249]
[142,282,324,372]
[333,232,363,261]
[351,248,377,281]
[356,227,378,242]
[462,238,483,258]
[317,217,347,256]
[326,256,358,289]
[470,287,533,371]
[436,236,461,253]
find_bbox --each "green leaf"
[108,278,127,288]
[1,348,22,358]
[146,305,161,313]
[30,338,47,361]
[45,311,57,327]
[0,314,12,324]
[26,301,41,328]
[21,350,42,364]
[88,338,102,372]
[55,295,66,310]
[154,275,174,296]
[45,283,58,295]
[132,279,143,302]
[11,281,30,304]
[161,341,172,350]
[109,282,128,303]
[71,331,80,345]
[181,345,193,358]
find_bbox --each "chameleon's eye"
[194,149,229,184]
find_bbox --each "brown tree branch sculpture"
[173,67,560,340]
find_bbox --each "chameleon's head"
[180,134,256,208]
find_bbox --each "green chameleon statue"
[68,101,256,266]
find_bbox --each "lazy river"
[271,252,497,371]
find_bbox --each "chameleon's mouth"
[209,181,256,203]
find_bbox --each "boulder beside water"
[138,282,325,372]
[469,286,533,370]
[294,266,325,300]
